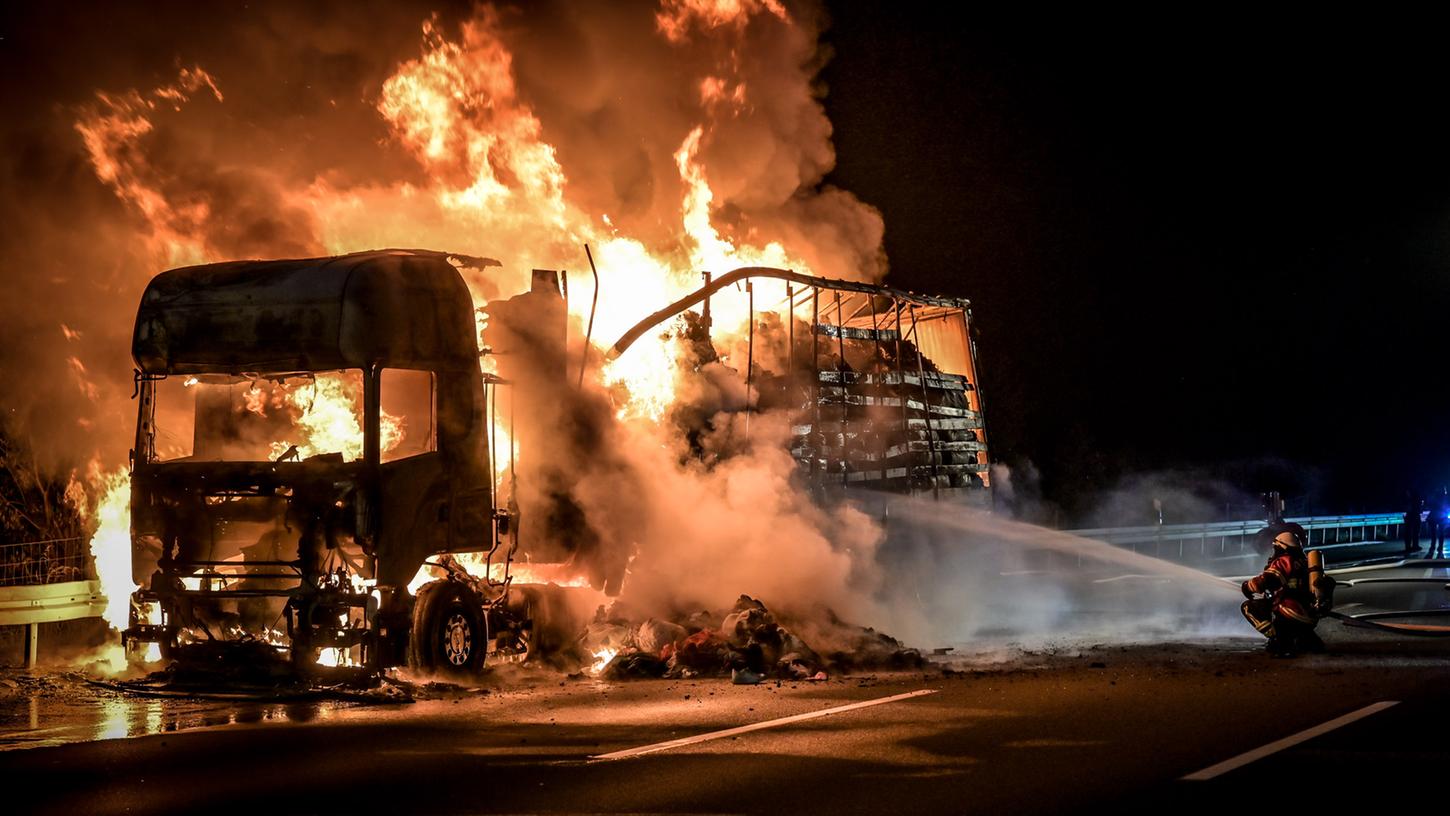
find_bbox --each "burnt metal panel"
[133,249,497,375]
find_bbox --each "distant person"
[1404,490,1423,556]
[1263,491,1286,524]
[1430,488,1450,559]
[1241,522,1326,657]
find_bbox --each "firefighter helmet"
[1273,529,1302,550]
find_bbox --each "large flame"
[264,374,405,463]
[68,1,888,637]
[75,4,839,426]
[87,467,134,631]
[307,7,813,421]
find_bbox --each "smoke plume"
[0,0,882,464]
[1,1,1245,659]
[0,1,894,622]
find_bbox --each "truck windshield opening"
[151,371,373,463]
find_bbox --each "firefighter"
[1240,523,1326,656]
[1404,490,1423,556]
[1429,487,1450,559]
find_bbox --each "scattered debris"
[602,652,668,680]
[581,594,923,681]
[635,618,687,654]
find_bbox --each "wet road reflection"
[0,677,348,751]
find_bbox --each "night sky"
[822,9,1450,517]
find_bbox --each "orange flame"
[589,646,619,676]
[73,67,223,267]
[85,467,134,632]
[73,3,876,614]
[656,0,790,43]
[406,555,597,597]
[304,10,815,421]
[265,374,405,463]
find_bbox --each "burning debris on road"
[586,594,924,683]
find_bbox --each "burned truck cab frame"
[123,250,514,678]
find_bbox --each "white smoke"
[869,495,1246,654]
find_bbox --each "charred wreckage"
[120,249,988,682]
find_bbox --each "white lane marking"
[1181,701,1399,780]
[591,688,938,761]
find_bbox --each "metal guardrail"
[0,579,107,668]
[0,579,106,627]
[1,538,101,667]
[1067,513,1408,559]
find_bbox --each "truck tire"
[409,581,487,677]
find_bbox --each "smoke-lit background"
[6,4,1447,527]
[0,0,867,470]
[0,0,907,646]
[11,0,1394,660]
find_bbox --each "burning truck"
[119,248,988,680]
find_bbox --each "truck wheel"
[410,581,487,677]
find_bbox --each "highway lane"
[6,632,1449,814]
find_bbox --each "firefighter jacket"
[1245,548,1316,624]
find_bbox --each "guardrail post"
[24,622,38,669]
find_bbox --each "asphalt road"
[5,554,1449,814]
[4,628,1449,815]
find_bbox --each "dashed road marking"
[591,688,938,760]
[1182,701,1399,780]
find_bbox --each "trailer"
[608,267,991,505]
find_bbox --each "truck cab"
[123,249,545,678]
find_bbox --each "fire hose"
[1321,609,1450,637]
[1316,549,1450,635]
[1233,587,1450,637]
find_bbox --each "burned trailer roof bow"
[607,267,991,504]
